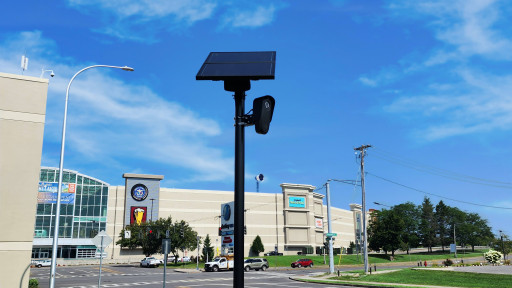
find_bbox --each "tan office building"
[1,72,48,288]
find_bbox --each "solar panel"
[196,51,276,81]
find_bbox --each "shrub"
[484,249,503,264]
[29,278,39,288]
[504,259,510,265]
[442,259,453,266]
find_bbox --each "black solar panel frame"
[196,51,276,81]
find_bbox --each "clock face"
[131,184,148,201]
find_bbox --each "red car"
[291,258,313,268]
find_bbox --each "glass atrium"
[32,167,109,259]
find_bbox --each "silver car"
[244,258,268,272]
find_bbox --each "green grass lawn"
[329,269,512,288]
[254,250,485,268]
[160,249,486,269]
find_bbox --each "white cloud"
[68,0,217,22]
[358,1,512,141]
[0,30,233,182]
[361,0,512,87]
[390,0,512,62]
[66,0,283,41]
[384,68,512,141]
[221,4,278,28]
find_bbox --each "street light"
[49,65,134,288]
[499,230,505,259]
[373,202,391,208]
[197,51,276,288]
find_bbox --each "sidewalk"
[290,272,465,288]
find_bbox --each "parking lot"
[30,264,347,288]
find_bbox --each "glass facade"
[32,167,109,259]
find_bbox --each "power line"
[372,147,512,189]
[314,183,326,192]
[367,172,512,210]
[313,179,360,192]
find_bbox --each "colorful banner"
[38,182,76,193]
[289,196,306,208]
[37,182,76,204]
[37,192,75,204]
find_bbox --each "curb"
[289,276,398,288]
[173,269,202,273]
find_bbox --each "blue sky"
[2,0,511,236]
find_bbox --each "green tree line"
[368,197,495,257]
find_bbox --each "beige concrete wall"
[0,72,48,288]
[104,183,359,261]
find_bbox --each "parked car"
[244,258,269,272]
[179,256,191,262]
[291,258,313,268]
[31,259,51,268]
[166,256,176,262]
[140,257,160,268]
[264,251,283,256]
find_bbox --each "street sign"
[162,239,171,255]
[326,233,337,237]
[92,231,112,249]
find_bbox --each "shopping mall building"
[1,71,364,287]
[32,167,365,263]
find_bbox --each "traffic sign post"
[162,238,171,288]
[92,231,112,288]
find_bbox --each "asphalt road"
[30,264,361,288]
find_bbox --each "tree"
[393,202,420,254]
[116,216,199,260]
[464,213,493,252]
[367,209,405,257]
[435,200,449,252]
[170,220,199,264]
[420,197,436,253]
[116,216,174,256]
[202,234,214,262]
[447,207,493,252]
[250,235,265,256]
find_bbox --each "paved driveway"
[453,265,512,275]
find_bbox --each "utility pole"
[326,180,334,274]
[354,144,371,274]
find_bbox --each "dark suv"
[244,258,269,271]
[291,258,313,268]
[264,251,283,256]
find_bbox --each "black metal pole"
[233,88,245,288]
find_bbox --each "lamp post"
[499,230,505,259]
[49,65,134,288]
[373,202,391,208]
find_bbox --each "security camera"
[50,72,55,77]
